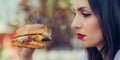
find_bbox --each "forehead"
[71,0,90,10]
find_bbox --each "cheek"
[87,20,103,41]
[81,19,103,47]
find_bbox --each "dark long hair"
[87,0,120,60]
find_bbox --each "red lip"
[77,33,86,39]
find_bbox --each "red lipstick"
[77,33,86,39]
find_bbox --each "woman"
[71,0,120,60]
[17,0,120,60]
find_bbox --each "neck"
[96,41,105,59]
[96,42,104,51]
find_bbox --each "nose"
[71,15,82,30]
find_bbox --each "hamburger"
[11,24,51,49]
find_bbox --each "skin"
[71,0,104,51]
[17,0,104,60]
[17,47,35,60]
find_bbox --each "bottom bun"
[11,40,47,49]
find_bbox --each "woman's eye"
[82,13,91,17]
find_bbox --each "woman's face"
[71,0,104,48]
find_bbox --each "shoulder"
[114,49,120,60]
[80,52,88,60]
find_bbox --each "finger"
[17,46,22,51]
[16,47,23,56]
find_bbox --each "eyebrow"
[77,7,90,11]
[71,7,90,12]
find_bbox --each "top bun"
[15,24,48,38]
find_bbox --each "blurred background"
[0,0,85,60]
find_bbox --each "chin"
[80,43,95,48]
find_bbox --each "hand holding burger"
[12,24,51,60]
